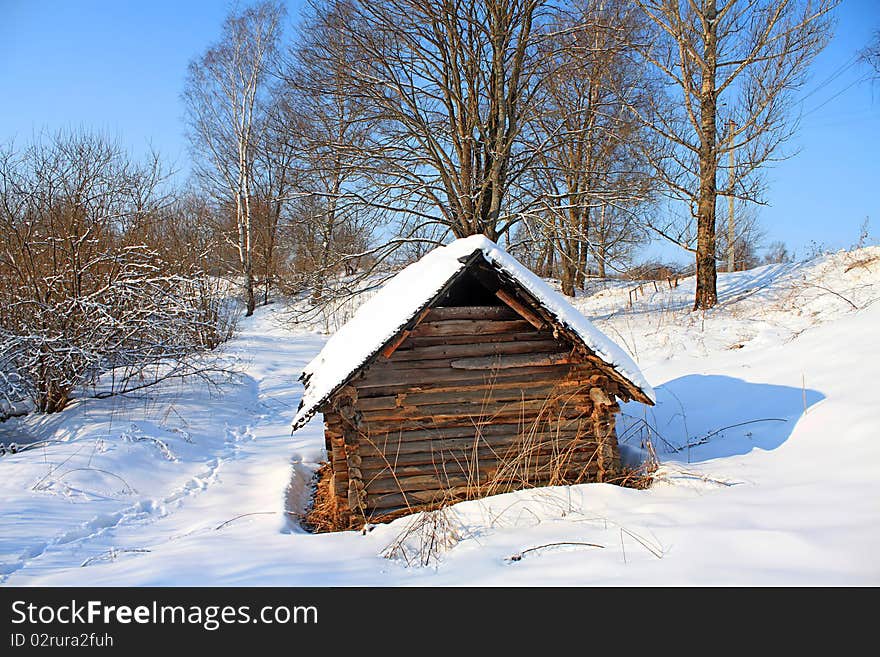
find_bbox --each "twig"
[55,467,137,494]
[214,510,296,531]
[507,541,605,562]
[620,527,664,559]
[802,283,859,310]
[678,418,787,451]
[802,374,807,414]
[81,548,151,567]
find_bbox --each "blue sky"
[1,0,878,261]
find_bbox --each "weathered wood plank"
[361,448,602,481]
[325,402,609,438]
[449,351,575,370]
[380,329,411,359]
[355,363,593,389]
[404,330,555,348]
[362,461,599,494]
[423,306,517,322]
[410,319,533,337]
[352,369,603,399]
[360,419,592,444]
[359,409,595,435]
[355,381,591,411]
[389,339,565,362]
[495,288,546,329]
[357,397,593,424]
[358,427,593,458]
[378,307,432,359]
[360,432,595,462]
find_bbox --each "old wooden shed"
[292,236,654,528]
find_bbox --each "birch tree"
[184,1,285,316]
[634,0,837,309]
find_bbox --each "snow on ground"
[1,247,878,585]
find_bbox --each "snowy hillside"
[1,247,878,585]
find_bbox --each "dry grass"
[302,463,349,533]
[380,506,462,567]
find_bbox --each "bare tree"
[634,0,837,309]
[184,1,285,316]
[863,30,880,77]
[279,0,382,301]
[0,133,235,415]
[252,89,300,305]
[307,0,548,241]
[526,0,653,293]
[763,239,791,264]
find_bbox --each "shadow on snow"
[620,374,824,464]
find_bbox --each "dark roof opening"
[434,265,504,307]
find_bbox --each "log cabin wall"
[319,304,625,526]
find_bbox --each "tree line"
[0,0,840,416]
[180,0,835,307]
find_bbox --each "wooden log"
[361,437,596,465]
[360,448,602,482]
[589,387,612,406]
[403,330,556,348]
[358,428,592,458]
[449,351,575,370]
[357,397,591,424]
[362,446,599,473]
[380,329,411,359]
[362,460,602,495]
[366,506,416,522]
[355,363,589,389]
[362,419,589,443]
[361,428,595,454]
[495,288,546,329]
[355,381,591,411]
[359,408,593,435]
[409,319,533,337]
[399,381,589,405]
[352,369,602,399]
[347,486,366,510]
[424,306,517,321]
[358,431,597,466]
[366,487,464,510]
[389,339,565,362]
[359,381,610,412]
[359,405,594,432]
[378,307,432,359]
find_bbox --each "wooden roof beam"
[495,288,546,330]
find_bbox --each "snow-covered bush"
[0,132,238,415]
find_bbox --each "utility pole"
[727,119,736,273]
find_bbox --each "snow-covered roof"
[292,235,655,430]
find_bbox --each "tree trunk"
[595,204,606,278]
[694,0,719,311]
[574,207,589,289]
[244,263,256,316]
[560,268,576,297]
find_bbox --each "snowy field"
[1,247,878,585]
